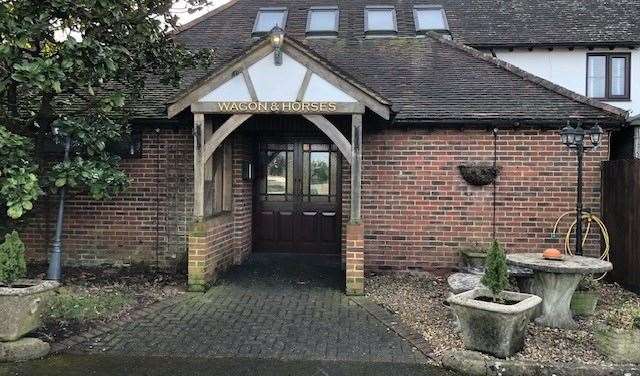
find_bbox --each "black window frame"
[586,53,631,101]
[306,6,340,38]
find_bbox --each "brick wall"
[341,127,608,272]
[187,214,234,290]
[21,122,607,277]
[187,132,254,290]
[22,126,194,270]
[232,133,253,265]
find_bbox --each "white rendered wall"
[199,51,356,103]
[494,48,640,117]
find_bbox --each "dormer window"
[364,6,397,36]
[306,7,339,37]
[414,5,448,33]
[253,7,288,36]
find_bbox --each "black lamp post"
[560,123,604,256]
[47,126,71,281]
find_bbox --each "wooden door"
[254,140,341,254]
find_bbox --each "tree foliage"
[481,240,509,298]
[0,231,27,285]
[0,0,212,219]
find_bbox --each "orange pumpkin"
[543,248,563,260]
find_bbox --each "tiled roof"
[123,0,629,124]
[177,0,640,47]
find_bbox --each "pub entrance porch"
[164,31,392,294]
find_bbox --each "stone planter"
[447,288,542,358]
[0,279,60,342]
[460,249,487,269]
[570,291,599,316]
[595,326,640,364]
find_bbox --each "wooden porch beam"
[350,114,363,223]
[193,113,205,219]
[202,114,253,163]
[302,114,353,163]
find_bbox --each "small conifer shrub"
[481,240,509,301]
[0,231,27,286]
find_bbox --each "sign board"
[191,101,364,114]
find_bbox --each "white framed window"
[364,6,397,36]
[252,7,288,36]
[306,6,339,37]
[413,5,448,33]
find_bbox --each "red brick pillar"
[346,223,365,295]
[187,221,208,292]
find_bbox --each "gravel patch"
[366,273,640,366]
[27,263,187,343]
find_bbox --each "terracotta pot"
[542,248,563,260]
[0,280,60,341]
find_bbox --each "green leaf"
[7,206,24,219]
[55,178,66,187]
[22,201,33,210]
[52,81,62,93]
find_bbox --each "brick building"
[23,1,628,294]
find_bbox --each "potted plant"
[595,302,640,363]
[570,275,600,316]
[0,231,60,342]
[448,241,542,358]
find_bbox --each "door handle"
[322,212,336,217]
[303,211,317,216]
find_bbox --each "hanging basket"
[458,164,501,186]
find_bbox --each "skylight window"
[253,7,288,36]
[414,5,449,33]
[306,7,339,37]
[364,6,397,36]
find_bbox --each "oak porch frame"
[192,112,362,223]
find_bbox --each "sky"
[171,0,232,26]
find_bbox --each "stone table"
[506,253,612,329]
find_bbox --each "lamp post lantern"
[270,26,285,66]
[560,123,603,256]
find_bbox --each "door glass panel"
[303,152,310,195]
[310,152,330,195]
[287,151,294,195]
[267,151,287,195]
[330,151,338,199]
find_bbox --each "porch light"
[270,26,285,66]
[559,122,604,256]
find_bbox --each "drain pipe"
[47,133,71,281]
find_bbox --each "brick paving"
[65,254,429,364]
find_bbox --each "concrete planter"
[595,326,640,364]
[0,280,60,342]
[447,288,542,358]
[570,291,599,317]
[460,250,487,269]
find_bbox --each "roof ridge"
[172,0,241,35]
[424,31,629,121]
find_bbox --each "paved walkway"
[67,254,428,364]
